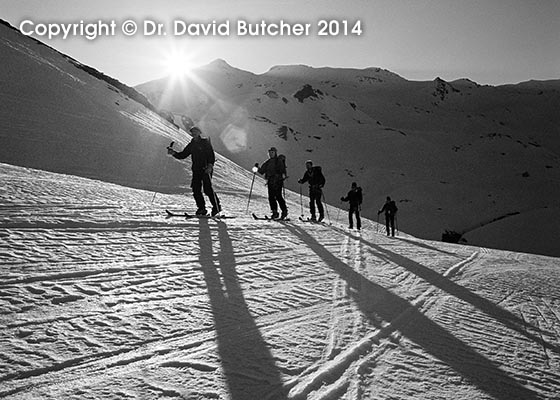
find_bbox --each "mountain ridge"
[136,59,560,257]
[1,19,559,256]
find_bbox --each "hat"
[268,147,277,152]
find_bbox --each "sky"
[2,0,559,86]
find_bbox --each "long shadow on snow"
[198,219,287,400]
[284,223,541,400]
[345,230,560,355]
[394,236,461,257]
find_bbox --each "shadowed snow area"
[1,163,559,399]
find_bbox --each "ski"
[252,213,290,221]
[299,216,325,224]
[186,213,235,220]
[165,210,187,218]
[166,210,234,219]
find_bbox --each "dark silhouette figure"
[168,126,221,216]
[298,160,326,222]
[341,182,362,230]
[378,196,398,236]
[255,147,288,219]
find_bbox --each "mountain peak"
[208,58,232,68]
[197,59,255,76]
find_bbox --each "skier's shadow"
[197,219,287,400]
[284,223,542,400]
[394,236,461,256]
[346,230,560,354]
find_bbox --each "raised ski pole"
[152,141,174,204]
[246,164,258,212]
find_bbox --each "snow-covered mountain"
[1,19,560,400]
[0,19,193,193]
[136,59,560,258]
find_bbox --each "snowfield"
[1,163,559,399]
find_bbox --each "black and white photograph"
[1,0,559,398]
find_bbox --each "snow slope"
[0,20,187,193]
[1,163,559,399]
[136,61,560,258]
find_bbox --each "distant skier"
[167,126,221,216]
[341,182,362,230]
[378,196,398,236]
[255,147,288,220]
[298,160,326,222]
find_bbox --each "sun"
[162,49,195,80]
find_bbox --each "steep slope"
[136,60,560,257]
[0,20,188,193]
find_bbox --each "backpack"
[314,166,326,186]
[278,154,287,175]
[388,201,398,215]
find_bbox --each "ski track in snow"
[1,164,559,400]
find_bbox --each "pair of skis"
[299,216,328,225]
[165,210,234,220]
[252,214,327,224]
[167,210,323,224]
[252,213,291,222]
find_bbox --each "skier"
[341,182,362,230]
[298,160,326,222]
[167,126,221,216]
[378,196,398,236]
[255,147,288,220]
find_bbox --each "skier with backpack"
[378,196,398,236]
[341,182,362,230]
[298,160,326,222]
[254,147,288,220]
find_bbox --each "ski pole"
[152,141,175,204]
[322,191,331,225]
[207,165,222,217]
[299,184,304,217]
[336,201,341,225]
[246,165,258,212]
